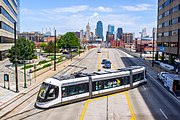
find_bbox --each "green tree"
[57,32,80,49]
[39,42,47,50]
[45,41,54,54]
[7,38,36,63]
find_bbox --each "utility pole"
[139,32,142,58]
[14,22,19,92]
[152,28,155,67]
[54,29,56,71]
[23,48,27,88]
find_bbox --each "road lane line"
[79,99,90,120]
[125,92,136,120]
[106,51,109,59]
[160,108,168,119]
[98,53,101,70]
[143,85,146,91]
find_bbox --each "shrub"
[22,64,33,69]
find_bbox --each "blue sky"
[20,0,157,37]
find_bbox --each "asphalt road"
[2,48,180,120]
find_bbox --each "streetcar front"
[35,78,60,108]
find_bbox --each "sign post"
[4,74,9,89]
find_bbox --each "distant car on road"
[103,60,111,69]
[101,59,107,64]
[157,72,168,83]
[97,49,101,53]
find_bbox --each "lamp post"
[54,28,56,71]
[152,28,155,67]
[14,22,19,92]
[139,32,142,58]
[23,49,27,88]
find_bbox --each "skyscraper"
[117,28,123,39]
[142,28,147,38]
[108,24,114,34]
[80,30,84,42]
[96,21,103,40]
[157,0,180,64]
[86,22,90,41]
[0,0,19,60]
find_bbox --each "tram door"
[173,80,180,96]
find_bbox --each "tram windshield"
[37,82,59,102]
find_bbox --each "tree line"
[8,32,80,63]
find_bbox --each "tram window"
[133,72,144,82]
[46,85,59,100]
[62,83,89,98]
[122,76,130,85]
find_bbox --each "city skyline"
[20,0,157,37]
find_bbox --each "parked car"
[157,72,169,83]
[101,59,107,64]
[103,60,111,69]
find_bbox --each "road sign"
[160,46,164,52]
[4,74,9,81]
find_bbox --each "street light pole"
[54,29,56,71]
[14,22,19,92]
[23,50,27,88]
[152,29,155,67]
[139,32,142,58]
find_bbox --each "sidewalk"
[0,50,90,109]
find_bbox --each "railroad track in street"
[0,49,95,120]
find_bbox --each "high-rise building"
[122,33,133,48]
[80,30,84,42]
[117,28,123,39]
[108,24,114,34]
[157,0,180,64]
[86,22,90,41]
[96,21,103,40]
[0,0,20,60]
[142,28,147,38]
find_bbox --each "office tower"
[142,28,147,38]
[157,0,180,64]
[96,21,103,40]
[0,0,20,60]
[80,30,84,42]
[86,22,90,41]
[108,24,114,34]
[117,27,123,39]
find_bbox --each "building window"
[159,14,163,19]
[164,42,169,47]
[164,31,169,36]
[172,30,178,35]
[163,0,171,8]
[170,42,178,47]
[171,17,179,25]
[158,23,163,28]
[0,7,16,23]
[3,0,17,17]
[163,21,169,27]
[158,33,163,37]
[172,5,179,13]
[0,22,14,33]
[159,5,163,10]
[164,10,170,17]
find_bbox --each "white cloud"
[20,9,33,14]
[120,4,153,11]
[92,12,99,17]
[42,5,88,14]
[94,6,112,12]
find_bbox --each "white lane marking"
[143,85,146,90]
[160,108,168,119]
[18,100,35,114]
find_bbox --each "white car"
[157,72,168,83]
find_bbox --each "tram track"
[0,49,97,120]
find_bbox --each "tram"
[35,66,147,108]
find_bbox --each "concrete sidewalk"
[0,50,91,110]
